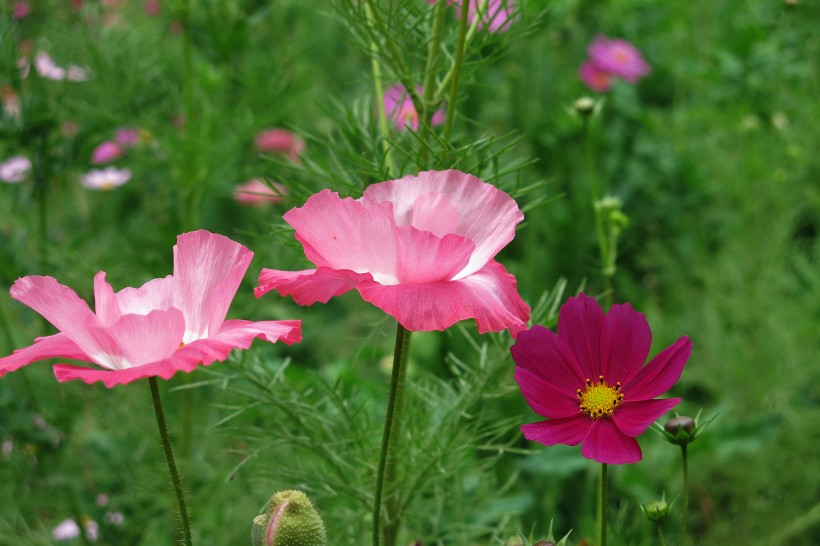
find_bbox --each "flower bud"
[663,415,697,445]
[251,490,327,546]
[641,499,671,521]
[532,541,557,546]
[572,97,596,118]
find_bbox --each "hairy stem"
[149,377,193,546]
[372,324,411,546]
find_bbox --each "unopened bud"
[642,499,671,521]
[663,416,697,445]
[533,541,557,546]
[573,97,596,117]
[251,490,327,546]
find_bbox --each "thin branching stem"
[600,462,608,546]
[441,0,471,140]
[418,0,449,167]
[680,444,689,546]
[149,377,193,546]
[364,3,395,174]
[372,324,411,546]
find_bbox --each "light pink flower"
[81,167,132,190]
[234,179,287,206]
[512,294,691,464]
[0,230,301,388]
[52,519,81,541]
[256,170,530,334]
[254,128,305,160]
[91,141,124,164]
[587,35,650,83]
[579,60,613,93]
[12,1,30,20]
[383,85,445,132]
[0,156,31,183]
[34,52,88,82]
[2,85,21,119]
[431,0,516,32]
[144,0,160,16]
[114,128,141,147]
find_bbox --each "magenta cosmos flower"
[383,85,445,132]
[254,128,305,160]
[587,35,650,83]
[0,230,301,387]
[512,294,691,464]
[91,141,124,164]
[579,60,614,93]
[256,170,530,334]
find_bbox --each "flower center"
[577,376,624,420]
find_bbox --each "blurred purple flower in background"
[579,35,650,92]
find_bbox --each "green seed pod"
[251,490,327,546]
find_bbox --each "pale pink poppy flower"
[254,128,305,160]
[91,141,124,164]
[114,128,140,147]
[12,1,30,20]
[512,294,691,464]
[579,60,613,93]
[0,230,301,388]
[383,85,445,132]
[0,156,31,183]
[81,167,132,190]
[256,170,530,335]
[587,35,650,83]
[234,179,287,206]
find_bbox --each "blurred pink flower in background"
[431,0,516,32]
[80,167,132,190]
[52,518,98,542]
[512,294,691,464]
[234,179,287,206]
[91,141,124,164]
[579,35,650,92]
[34,52,89,82]
[0,156,31,183]
[254,128,305,160]
[2,86,21,119]
[144,0,160,16]
[0,230,302,387]
[383,85,445,132]
[114,128,141,147]
[256,169,530,334]
[12,1,30,20]
[579,60,613,93]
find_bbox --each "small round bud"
[533,541,557,546]
[573,97,596,117]
[664,416,695,435]
[251,490,326,546]
[642,499,671,521]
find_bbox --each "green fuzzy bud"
[251,490,327,546]
[642,499,671,521]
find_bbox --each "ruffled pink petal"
[612,398,681,437]
[93,272,120,326]
[514,366,582,419]
[520,413,591,446]
[557,293,605,379]
[394,226,474,284]
[285,190,400,283]
[10,276,121,367]
[105,308,186,368]
[173,230,253,342]
[0,333,89,377]
[113,275,176,316]
[361,170,524,278]
[623,336,691,400]
[600,302,651,383]
[357,260,529,334]
[581,417,642,464]
[53,319,301,387]
[511,325,585,393]
[410,192,459,238]
[255,267,373,304]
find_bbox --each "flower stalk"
[441,0,472,140]
[372,323,411,546]
[364,2,394,174]
[149,377,193,546]
[600,462,608,546]
[680,444,689,546]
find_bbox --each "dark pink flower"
[579,60,613,93]
[431,0,516,32]
[91,141,124,164]
[114,128,141,147]
[587,35,650,83]
[234,179,287,206]
[144,0,160,16]
[383,85,445,132]
[256,170,530,334]
[512,294,691,464]
[13,1,30,20]
[0,230,301,388]
[254,128,305,160]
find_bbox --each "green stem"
[600,463,608,546]
[656,521,668,546]
[364,2,394,175]
[433,1,483,103]
[149,377,193,546]
[441,0,471,141]
[372,324,412,546]
[680,444,689,546]
[417,0,448,168]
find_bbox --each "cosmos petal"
[600,302,651,383]
[557,293,605,379]
[581,418,642,464]
[514,366,582,419]
[612,398,681,437]
[520,413,591,446]
[511,325,585,392]
[623,336,692,400]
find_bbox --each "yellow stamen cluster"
[577,375,624,420]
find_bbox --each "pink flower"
[579,60,613,93]
[431,0,516,32]
[0,230,301,387]
[34,52,89,82]
[114,128,141,147]
[0,155,31,183]
[91,141,124,164]
[80,167,132,190]
[587,35,650,83]
[512,294,691,464]
[234,179,287,206]
[383,85,445,132]
[256,170,530,334]
[12,1,30,20]
[254,128,305,160]
[144,0,160,16]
